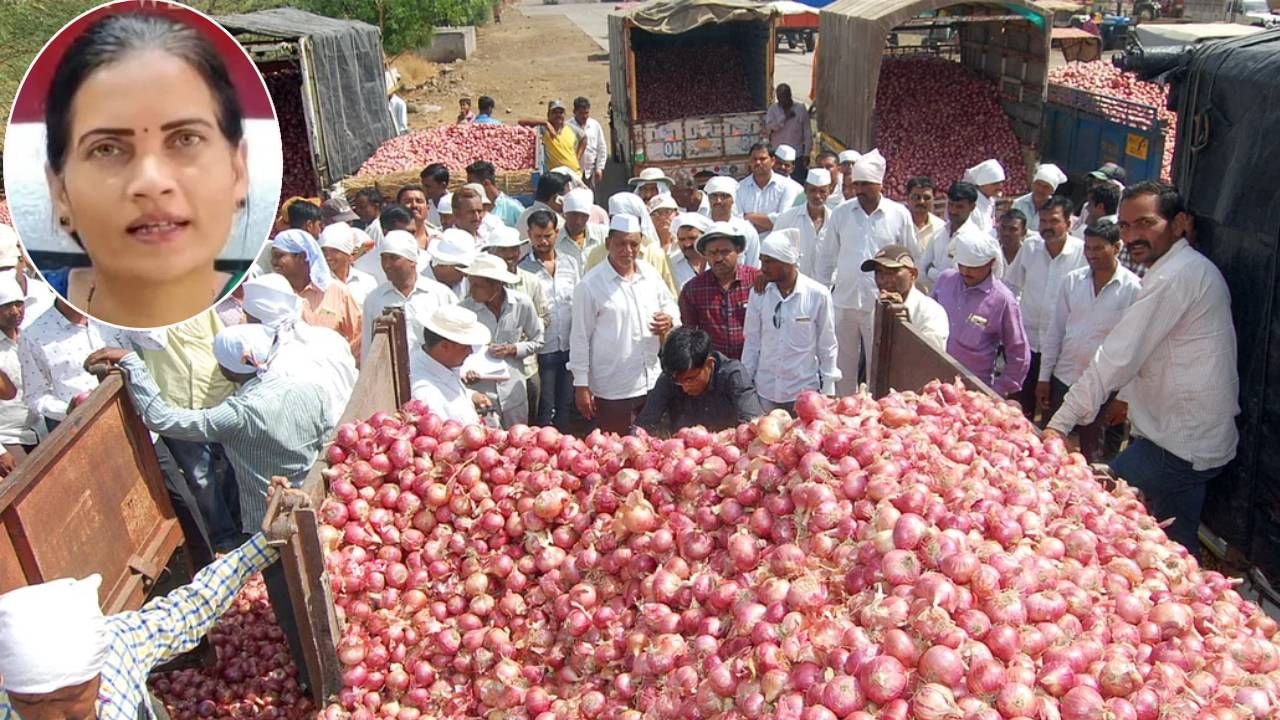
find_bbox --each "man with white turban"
[930,224,1030,397]
[558,188,609,266]
[704,176,761,268]
[772,168,833,277]
[963,159,1006,234]
[1011,163,1067,233]
[742,230,840,413]
[241,273,358,427]
[0,510,291,720]
[361,230,457,358]
[583,193,679,296]
[319,222,378,306]
[270,228,363,361]
[830,150,861,208]
[815,149,918,394]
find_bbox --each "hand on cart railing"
[260,477,312,546]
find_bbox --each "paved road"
[521,1,816,101]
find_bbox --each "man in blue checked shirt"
[0,485,297,720]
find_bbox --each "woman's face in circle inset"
[49,48,248,287]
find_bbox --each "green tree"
[300,0,493,55]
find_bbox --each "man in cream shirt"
[1044,182,1238,559]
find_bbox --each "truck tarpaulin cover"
[217,8,395,182]
[1177,29,1280,577]
[625,0,777,33]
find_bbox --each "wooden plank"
[0,521,25,594]
[869,300,999,400]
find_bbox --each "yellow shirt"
[137,310,235,410]
[544,125,582,174]
[584,241,679,298]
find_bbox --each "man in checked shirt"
[677,223,760,360]
[0,483,298,720]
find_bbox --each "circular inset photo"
[3,0,282,329]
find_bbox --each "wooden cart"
[0,371,188,612]
[868,299,1000,401]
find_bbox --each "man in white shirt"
[453,184,505,246]
[669,213,710,292]
[569,97,608,188]
[742,232,839,413]
[905,177,946,260]
[773,168,832,277]
[521,213,582,432]
[0,225,53,330]
[460,255,544,428]
[1035,220,1141,463]
[1011,163,1067,234]
[411,306,493,425]
[319,223,378,307]
[364,230,457,356]
[419,164,451,229]
[764,84,811,180]
[389,91,408,136]
[828,150,860,209]
[963,159,1006,234]
[705,176,761,268]
[736,143,802,238]
[569,215,680,434]
[997,209,1032,277]
[1005,196,1087,420]
[1044,182,1238,558]
[814,149,918,393]
[517,173,570,242]
[771,145,806,200]
[862,245,949,352]
[19,298,126,432]
[918,182,986,294]
[0,273,36,475]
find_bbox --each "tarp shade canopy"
[1135,22,1264,46]
[817,0,1051,151]
[217,8,395,185]
[1174,29,1280,579]
[625,0,778,32]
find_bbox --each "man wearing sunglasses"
[741,230,840,414]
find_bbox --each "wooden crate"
[0,373,186,612]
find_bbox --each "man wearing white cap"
[270,228,363,362]
[584,196,679,296]
[1012,163,1067,234]
[705,175,761,268]
[737,143,802,237]
[1005,196,1086,419]
[437,193,455,229]
[742,230,840,413]
[559,188,608,266]
[0,225,52,330]
[931,225,1030,397]
[423,227,480,300]
[830,150,861,209]
[772,168,833,277]
[963,159,1006,234]
[649,193,680,252]
[461,255,544,427]
[359,230,457,358]
[412,305,494,424]
[919,181,1003,294]
[772,145,805,197]
[521,209,583,432]
[628,167,674,205]
[816,149,919,394]
[669,213,712,291]
[570,214,680,434]
[319,223,378,307]
[0,508,291,720]
[0,272,35,477]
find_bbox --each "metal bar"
[895,14,1034,28]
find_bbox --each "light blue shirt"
[493,192,526,228]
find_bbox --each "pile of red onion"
[318,381,1280,720]
[356,124,538,178]
[1048,62,1176,182]
[148,575,314,720]
[634,44,757,122]
[874,57,1028,200]
[0,199,10,227]
[263,67,321,201]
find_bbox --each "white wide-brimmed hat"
[648,194,678,212]
[628,167,674,188]
[430,229,480,266]
[486,225,526,249]
[462,253,519,284]
[423,305,493,346]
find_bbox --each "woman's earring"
[58,216,69,227]
[237,198,247,210]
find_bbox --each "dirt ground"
[393,9,611,132]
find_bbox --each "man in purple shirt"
[931,225,1030,396]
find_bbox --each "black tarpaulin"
[217,8,395,183]
[1171,29,1280,576]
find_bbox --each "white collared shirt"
[462,290,544,423]
[903,288,951,352]
[568,116,608,174]
[773,203,831,278]
[1039,264,1142,387]
[411,352,480,425]
[668,246,705,292]
[520,250,581,354]
[1005,234,1087,352]
[266,322,357,427]
[914,213,947,260]
[742,274,841,403]
[816,196,918,310]
[556,224,608,267]
[1048,240,1238,470]
[569,259,680,399]
[362,278,457,355]
[0,335,37,447]
[1011,193,1042,233]
[340,267,378,308]
[736,172,802,223]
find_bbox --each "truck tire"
[804,32,816,53]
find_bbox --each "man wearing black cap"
[862,244,949,352]
[1070,163,1126,238]
[677,222,760,360]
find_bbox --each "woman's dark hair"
[397,184,428,204]
[46,12,244,174]
[287,200,322,229]
[1084,219,1121,245]
[660,327,712,375]
[528,209,558,231]
[947,182,979,204]
[380,204,414,231]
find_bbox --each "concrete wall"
[419,27,477,63]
